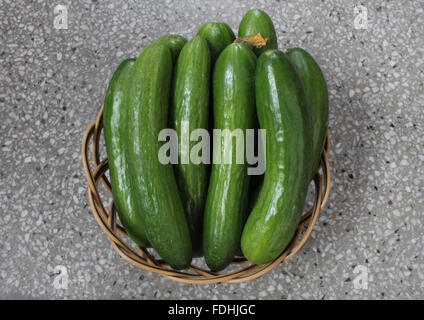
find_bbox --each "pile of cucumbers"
[103,9,328,271]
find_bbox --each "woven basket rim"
[81,105,331,284]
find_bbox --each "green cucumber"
[203,43,256,271]
[238,8,277,200]
[103,58,150,248]
[241,50,313,264]
[126,42,192,269]
[170,35,211,256]
[157,35,187,63]
[197,22,236,63]
[238,9,278,56]
[286,48,329,179]
[197,22,235,136]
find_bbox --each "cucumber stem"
[234,33,268,48]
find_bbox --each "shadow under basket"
[81,105,331,284]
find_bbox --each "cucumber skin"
[197,22,236,63]
[203,43,257,271]
[157,35,187,63]
[126,42,192,270]
[286,48,329,179]
[241,50,313,265]
[103,59,150,248]
[171,35,211,256]
[238,9,278,56]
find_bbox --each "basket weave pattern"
[81,105,331,284]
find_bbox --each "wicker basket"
[81,105,331,284]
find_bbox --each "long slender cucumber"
[170,35,211,256]
[241,50,313,265]
[126,42,192,269]
[287,48,329,179]
[103,58,150,248]
[203,43,256,271]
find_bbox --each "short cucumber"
[241,50,313,265]
[203,43,256,271]
[197,22,236,63]
[157,35,187,63]
[238,9,278,56]
[170,35,211,256]
[103,58,150,248]
[126,42,192,269]
[286,48,329,179]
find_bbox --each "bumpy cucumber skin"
[197,22,236,63]
[238,9,278,56]
[157,35,187,63]
[103,59,150,248]
[126,42,192,270]
[203,43,257,271]
[241,50,313,265]
[286,48,329,179]
[170,35,211,256]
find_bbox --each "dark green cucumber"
[238,8,277,198]
[103,59,150,248]
[241,50,313,264]
[238,9,278,56]
[197,22,235,63]
[203,43,256,271]
[126,42,192,269]
[170,35,211,256]
[287,48,329,179]
[157,35,187,63]
[197,22,235,141]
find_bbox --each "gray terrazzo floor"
[1,0,423,299]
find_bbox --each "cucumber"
[241,50,313,265]
[286,48,329,179]
[103,59,150,248]
[126,42,192,269]
[157,35,187,63]
[170,35,211,256]
[197,22,235,142]
[238,9,278,56]
[203,43,256,271]
[238,8,277,202]
[197,22,236,63]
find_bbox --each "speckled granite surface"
[1,0,423,299]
